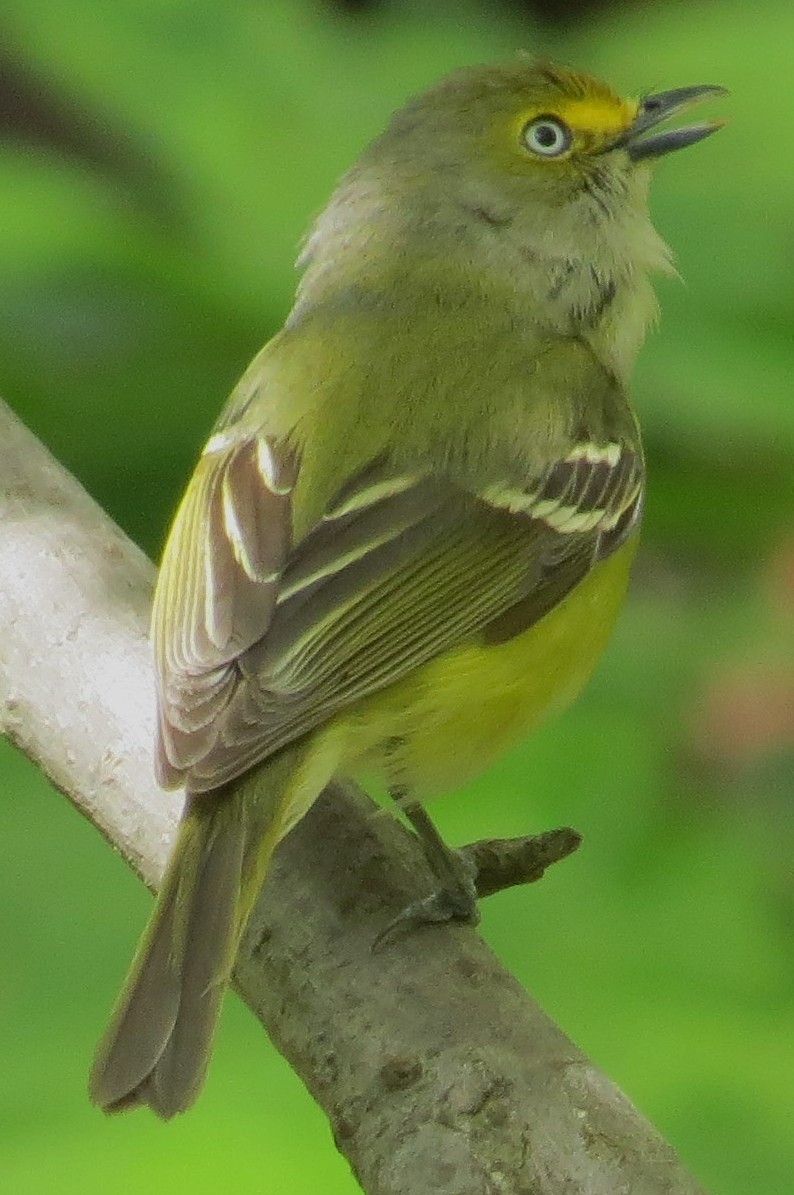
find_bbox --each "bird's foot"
[373,846,479,950]
[374,800,582,950]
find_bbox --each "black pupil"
[535,123,559,148]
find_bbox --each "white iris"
[523,116,572,158]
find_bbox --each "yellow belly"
[327,534,639,801]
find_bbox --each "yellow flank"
[308,533,639,805]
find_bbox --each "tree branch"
[0,399,708,1195]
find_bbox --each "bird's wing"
[153,426,643,793]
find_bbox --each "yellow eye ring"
[522,115,572,158]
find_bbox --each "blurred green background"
[2,1,793,1192]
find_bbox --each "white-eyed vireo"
[90,59,724,1117]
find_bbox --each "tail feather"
[89,742,312,1118]
[89,875,184,1112]
[147,806,245,1117]
[89,794,246,1117]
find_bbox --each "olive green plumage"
[89,58,724,1117]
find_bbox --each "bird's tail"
[89,740,319,1118]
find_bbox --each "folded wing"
[153,425,643,793]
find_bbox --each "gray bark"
[0,399,708,1195]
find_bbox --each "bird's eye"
[522,115,572,158]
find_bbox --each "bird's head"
[375,60,725,249]
[300,59,725,339]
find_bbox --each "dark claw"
[372,860,480,952]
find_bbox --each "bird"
[89,58,725,1118]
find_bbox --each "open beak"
[618,84,727,161]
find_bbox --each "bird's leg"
[403,801,481,922]
[374,785,583,950]
[373,793,480,950]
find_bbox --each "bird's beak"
[617,84,727,161]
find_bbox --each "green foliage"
[2,1,792,1192]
